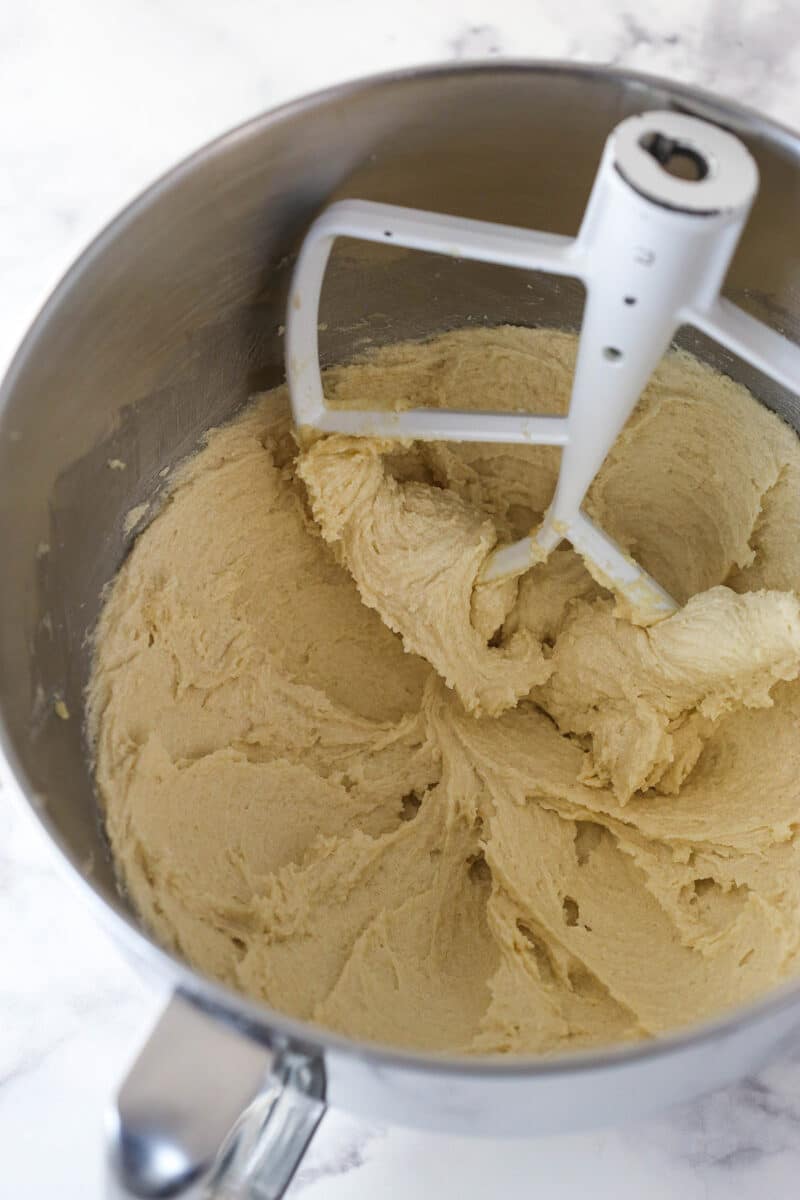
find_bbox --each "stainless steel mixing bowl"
[2,63,800,1199]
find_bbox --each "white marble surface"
[3,1,800,1196]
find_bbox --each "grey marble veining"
[2,1,800,1196]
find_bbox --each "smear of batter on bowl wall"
[88,326,800,1055]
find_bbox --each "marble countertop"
[3,1,800,1196]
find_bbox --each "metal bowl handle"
[106,994,326,1199]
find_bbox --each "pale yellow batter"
[89,327,800,1055]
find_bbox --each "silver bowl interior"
[2,62,800,1064]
